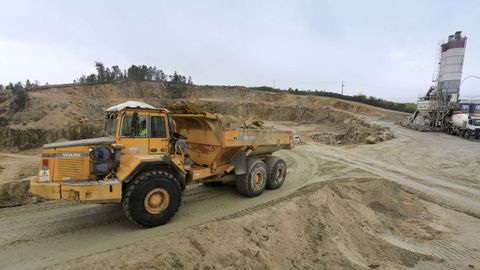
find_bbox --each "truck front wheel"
[265,156,287,190]
[122,170,182,227]
[235,159,267,197]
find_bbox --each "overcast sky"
[1,0,479,102]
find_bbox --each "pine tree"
[86,74,96,83]
[141,65,148,80]
[95,62,106,83]
[112,65,122,80]
[25,79,32,88]
[159,70,166,81]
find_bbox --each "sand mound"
[58,178,435,269]
[308,117,394,145]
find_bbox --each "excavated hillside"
[0,81,405,151]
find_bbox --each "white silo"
[436,31,467,110]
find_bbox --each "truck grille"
[57,158,87,180]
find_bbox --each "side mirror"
[130,112,139,136]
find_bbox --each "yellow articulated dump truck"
[30,101,294,227]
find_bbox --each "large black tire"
[460,130,465,137]
[122,170,182,227]
[265,156,287,190]
[235,159,267,197]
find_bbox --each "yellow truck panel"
[30,182,61,200]
[61,180,122,203]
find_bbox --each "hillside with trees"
[1,61,414,113]
[75,62,192,85]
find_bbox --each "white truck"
[447,114,480,139]
[446,98,480,139]
[464,118,480,139]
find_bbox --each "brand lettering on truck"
[235,135,256,141]
[41,153,89,158]
[61,153,83,157]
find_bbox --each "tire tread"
[121,170,182,227]
[235,159,266,197]
[265,156,287,190]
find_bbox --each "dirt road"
[1,123,479,269]
[322,122,480,218]
[0,153,37,184]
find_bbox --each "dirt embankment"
[0,81,404,151]
[57,179,438,270]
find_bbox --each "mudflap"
[230,149,246,175]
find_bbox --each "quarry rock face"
[0,81,403,151]
[0,123,103,151]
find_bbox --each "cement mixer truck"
[446,98,480,139]
[29,101,294,227]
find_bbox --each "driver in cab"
[139,119,147,137]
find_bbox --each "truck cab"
[103,103,186,185]
[30,102,188,226]
[465,118,480,139]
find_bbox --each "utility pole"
[341,81,344,95]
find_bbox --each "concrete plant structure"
[408,31,467,130]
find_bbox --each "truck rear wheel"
[122,170,182,227]
[235,159,267,197]
[265,156,287,190]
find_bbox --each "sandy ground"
[0,153,38,184]
[0,123,480,269]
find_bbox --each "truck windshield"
[121,115,148,137]
[105,114,118,136]
[472,104,480,114]
[151,116,167,138]
[472,119,480,126]
[458,103,470,114]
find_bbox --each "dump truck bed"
[173,113,293,168]
[222,128,293,155]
